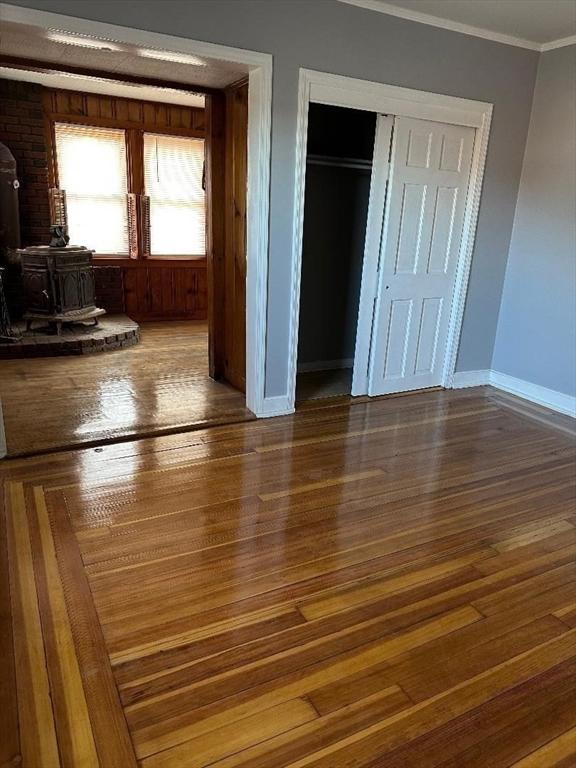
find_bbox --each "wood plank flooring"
[1,386,575,767]
[0,320,253,458]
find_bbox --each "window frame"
[52,121,131,258]
[47,112,207,263]
[142,131,207,260]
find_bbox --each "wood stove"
[19,245,105,334]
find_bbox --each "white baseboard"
[452,369,576,418]
[451,370,491,388]
[254,395,294,418]
[489,371,576,418]
[297,358,354,373]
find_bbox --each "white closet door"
[368,116,475,396]
[352,114,393,396]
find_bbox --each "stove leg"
[56,320,62,336]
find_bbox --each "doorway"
[0,10,271,456]
[0,5,274,460]
[0,71,254,456]
[296,104,376,403]
[289,70,492,410]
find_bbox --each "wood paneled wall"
[96,259,207,321]
[42,89,205,139]
[43,88,207,321]
[206,81,248,392]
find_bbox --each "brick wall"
[0,79,50,246]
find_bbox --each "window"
[54,123,129,255]
[52,121,206,260]
[143,134,206,257]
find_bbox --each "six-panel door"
[368,116,475,396]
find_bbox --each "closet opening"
[296,103,376,404]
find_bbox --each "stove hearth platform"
[0,314,139,358]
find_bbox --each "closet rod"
[306,154,373,171]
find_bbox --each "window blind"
[143,133,206,257]
[54,123,129,255]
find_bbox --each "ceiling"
[0,20,249,99]
[342,0,576,48]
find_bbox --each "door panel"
[368,116,475,396]
[428,187,459,273]
[384,298,413,380]
[395,184,427,274]
[414,296,443,375]
[352,115,394,396]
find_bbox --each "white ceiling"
[341,0,576,49]
[0,20,249,92]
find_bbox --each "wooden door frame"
[289,69,493,407]
[0,2,272,418]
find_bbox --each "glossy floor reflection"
[2,387,575,767]
[0,320,253,457]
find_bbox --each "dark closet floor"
[296,368,353,402]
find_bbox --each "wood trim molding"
[205,91,226,379]
[288,68,493,409]
[223,79,248,393]
[95,257,207,269]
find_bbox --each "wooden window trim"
[45,112,205,139]
[95,256,207,269]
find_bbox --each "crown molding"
[338,0,574,53]
[540,35,576,52]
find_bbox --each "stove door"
[79,267,96,309]
[23,266,52,315]
[56,269,82,313]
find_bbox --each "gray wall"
[492,45,576,397]
[6,0,539,397]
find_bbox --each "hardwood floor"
[0,320,253,457]
[1,386,575,767]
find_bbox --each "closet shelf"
[306,154,373,171]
